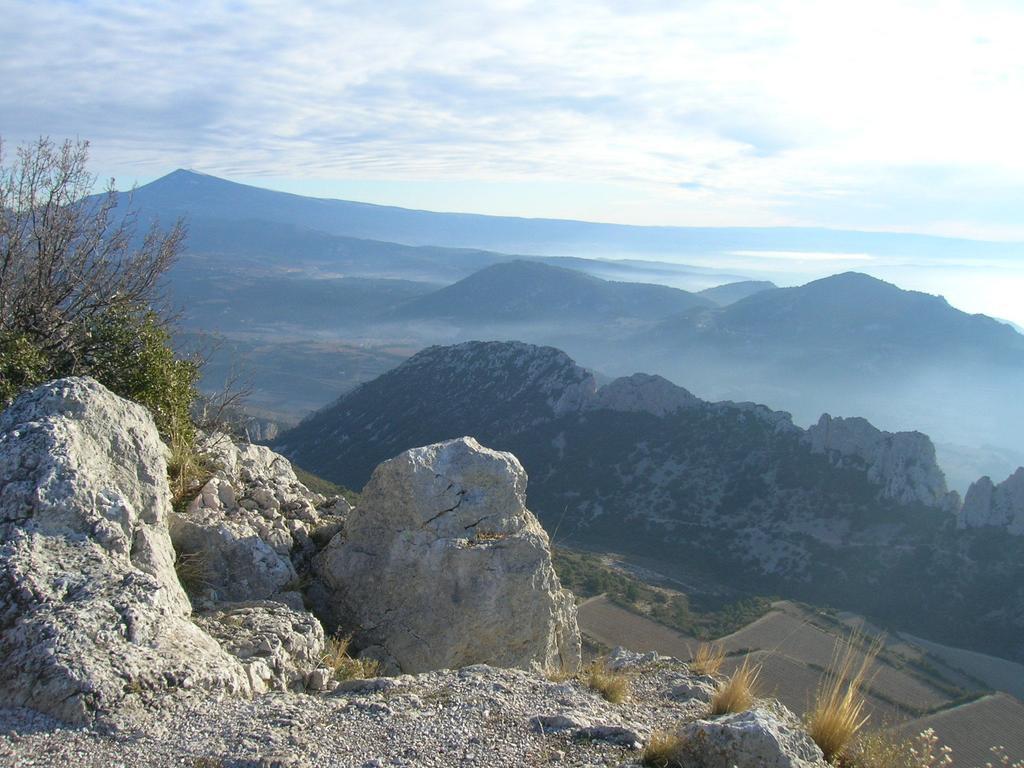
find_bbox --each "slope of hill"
[274,340,1024,663]
[652,272,1024,361]
[390,261,713,324]
[697,280,778,305]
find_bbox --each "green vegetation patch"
[554,547,772,640]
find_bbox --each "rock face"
[0,378,250,723]
[275,341,598,486]
[193,600,326,693]
[959,468,1024,534]
[313,436,581,674]
[805,413,954,508]
[679,705,827,768]
[169,433,329,607]
[591,373,699,416]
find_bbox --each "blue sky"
[4,0,1024,242]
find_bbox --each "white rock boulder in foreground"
[0,378,251,723]
[314,436,581,674]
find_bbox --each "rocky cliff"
[960,467,1024,535]
[274,340,1024,662]
[805,413,958,510]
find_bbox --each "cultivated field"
[577,595,698,657]
[896,630,1024,700]
[719,650,904,724]
[576,591,1024,761]
[904,693,1024,764]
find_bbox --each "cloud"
[2,0,1023,236]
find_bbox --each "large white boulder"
[678,705,828,768]
[313,436,581,674]
[0,378,251,723]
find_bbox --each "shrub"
[0,333,48,404]
[322,635,381,681]
[806,632,880,763]
[586,660,630,704]
[709,655,760,716]
[690,642,726,676]
[642,730,686,768]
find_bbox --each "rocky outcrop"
[591,373,699,416]
[805,414,954,509]
[0,378,250,723]
[959,468,1024,534]
[313,436,581,674]
[169,433,333,607]
[678,705,827,768]
[193,600,327,693]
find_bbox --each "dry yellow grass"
[806,631,881,763]
[173,548,210,596]
[641,730,686,768]
[842,728,955,768]
[322,634,381,681]
[586,661,630,704]
[710,655,761,716]
[690,642,726,676]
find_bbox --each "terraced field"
[904,693,1024,764]
[719,650,904,724]
[577,595,698,657]
[576,591,1024,761]
[718,604,951,714]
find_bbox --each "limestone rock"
[593,374,704,417]
[313,436,581,674]
[806,413,953,508]
[606,645,662,670]
[591,373,699,416]
[679,705,827,768]
[169,434,331,605]
[193,600,326,693]
[0,378,250,723]
[959,468,1024,534]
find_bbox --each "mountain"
[122,172,1022,485]
[390,261,714,324]
[127,170,1024,263]
[625,272,1024,489]
[275,341,1024,662]
[697,280,778,306]
[654,272,1024,359]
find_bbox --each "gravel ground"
[0,660,710,768]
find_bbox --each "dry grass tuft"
[544,659,578,683]
[709,655,761,716]
[642,730,686,768]
[586,660,631,704]
[806,630,881,763]
[690,642,726,676]
[322,634,381,681]
[173,548,211,596]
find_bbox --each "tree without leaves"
[0,136,184,365]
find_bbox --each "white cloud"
[2,0,1023,236]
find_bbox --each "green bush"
[0,333,49,404]
[0,308,200,485]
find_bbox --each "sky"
[4,0,1024,241]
